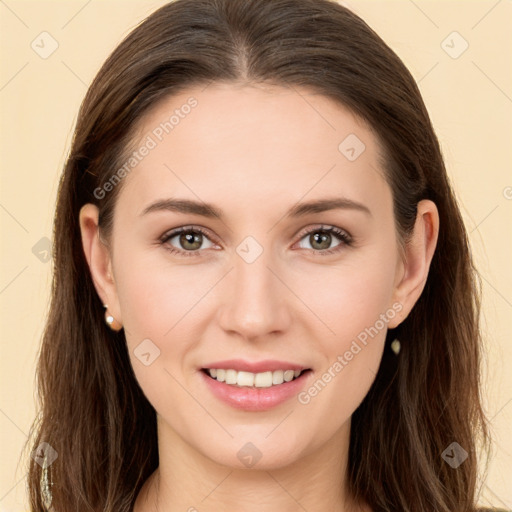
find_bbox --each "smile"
[203,368,305,388]
[200,366,313,411]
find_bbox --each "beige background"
[0,0,511,510]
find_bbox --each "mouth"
[199,359,314,411]
[201,367,311,388]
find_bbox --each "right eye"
[160,226,218,257]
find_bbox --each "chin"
[195,429,311,471]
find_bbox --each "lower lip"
[200,370,312,411]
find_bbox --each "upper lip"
[201,359,309,373]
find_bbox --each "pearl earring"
[103,304,123,331]
[390,338,401,355]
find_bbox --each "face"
[89,82,412,470]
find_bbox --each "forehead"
[115,82,390,218]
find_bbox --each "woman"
[24,0,495,510]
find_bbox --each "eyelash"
[159,224,353,258]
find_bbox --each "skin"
[79,82,439,512]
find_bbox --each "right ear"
[78,204,123,325]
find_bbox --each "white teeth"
[225,369,237,384]
[254,371,273,388]
[283,370,294,382]
[272,370,284,385]
[237,371,254,387]
[206,368,304,387]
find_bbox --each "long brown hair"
[24,0,490,510]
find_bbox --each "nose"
[217,245,292,342]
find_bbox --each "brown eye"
[178,231,203,251]
[161,227,216,256]
[309,231,334,250]
[297,226,352,254]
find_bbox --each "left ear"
[388,199,439,328]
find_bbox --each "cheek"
[113,252,207,408]
[114,248,214,339]
[291,250,396,412]
[113,250,219,397]
[296,340,384,455]
[293,269,392,444]
[292,251,398,346]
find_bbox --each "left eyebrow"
[139,196,372,220]
[286,197,372,218]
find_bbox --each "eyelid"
[159,224,216,243]
[294,224,352,243]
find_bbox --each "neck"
[134,416,368,512]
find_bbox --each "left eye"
[296,226,351,252]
